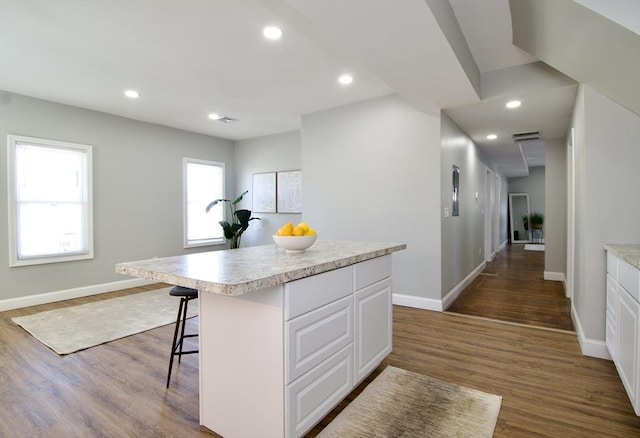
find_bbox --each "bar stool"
[167,286,198,388]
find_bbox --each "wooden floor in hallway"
[447,243,575,331]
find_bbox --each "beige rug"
[318,366,501,438]
[12,288,197,355]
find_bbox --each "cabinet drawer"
[285,266,353,321]
[354,255,391,290]
[619,259,640,302]
[285,345,353,438]
[285,296,353,383]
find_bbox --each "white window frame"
[183,157,226,248]
[7,134,94,267]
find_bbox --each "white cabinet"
[618,288,639,408]
[354,278,392,383]
[283,255,392,437]
[285,295,353,383]
[285,345,353,438]
[606,273,618,361]
[606,251,640,416]
[200,255,394,438]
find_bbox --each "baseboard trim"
[572,303,611,360]
[441,261,486,311]
[0,278,156,312]
[392,262,487,313]
[392,293,442,312]
[544,271,565,282]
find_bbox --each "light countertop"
[115,240,406,296]
[605,244,640,269]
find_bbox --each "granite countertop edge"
[116,241,407,296]
[604,244,640,269]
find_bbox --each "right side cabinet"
[354,255,393,384]
[606,251,640,415]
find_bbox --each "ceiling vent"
[512,131,541,142]
[217,116,238,124]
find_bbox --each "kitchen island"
[116,240,406,437]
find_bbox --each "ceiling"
[0,0,586,177]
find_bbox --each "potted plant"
[530,212,544,229]
[205,190,260,249]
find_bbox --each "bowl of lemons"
[273,222,317,253]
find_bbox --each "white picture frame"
[277,170,302,213]
[252,172,276,213]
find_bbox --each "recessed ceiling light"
[124,89,139,99]
[486,134,498,140]
[338,74,353,85]
[208,113,221,120]
[263,26,283,40]
[506,100,521,109]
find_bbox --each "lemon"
[277,222,294,236]
[292,226,306,236]
[296,222,310,232]
[305,228,317,236]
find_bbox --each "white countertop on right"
[605,244,640,269]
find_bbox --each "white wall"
[0,91,235,301]
[545,138,567,275]
[508,167,546,216]
[440,113,489,298]
[571,85,640,355]
[498,173,509,249]
[234,130,302,247]
[301,94,441,302]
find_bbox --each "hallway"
[447,244,574,331]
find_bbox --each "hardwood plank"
[1,283,638,437]
[447,244,575,331]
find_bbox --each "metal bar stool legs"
[167,286,198,388]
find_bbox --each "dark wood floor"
[447,244,575,331]
[2,282,639,437]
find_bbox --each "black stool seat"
[167,286,198,388]
[170,286,198,297]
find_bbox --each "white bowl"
[273,235,318,253]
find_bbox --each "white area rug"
[318,366,502,438]
[12,288,197,355]
[524,244,545,251]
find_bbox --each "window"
[7,135,93,266]
[184,158,225,247]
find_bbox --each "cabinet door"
[354,278,392,383]
[606,274,618,360]
[617,287,639,412]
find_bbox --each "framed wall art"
[277,170,302,213]
[252,172,276,213]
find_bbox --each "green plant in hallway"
[205,190,260,249]
[530,212,544,229]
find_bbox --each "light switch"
[444,207,450,218]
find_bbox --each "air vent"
[218,116,238,124]
[512,131,540,142]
